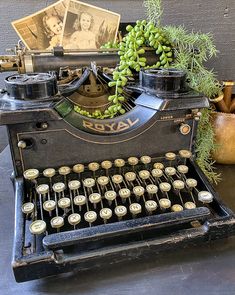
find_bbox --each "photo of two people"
[11,0,120,50]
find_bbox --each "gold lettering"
[83,120,93,129]
[94,124,105,131]
[126,118,139,127]
[105,123,116,131]
[116,121,129,131]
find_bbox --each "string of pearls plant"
[74,20,173,119]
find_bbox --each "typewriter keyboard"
[21,150,214,250]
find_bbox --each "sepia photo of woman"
[62,0,120,50]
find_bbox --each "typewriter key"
[165,167,176,176]
[125,172,136,182]
[119,188,131,202]
[165,152,176,161]
[133,186,145,201]
[139,170,150,180]
[100,208,112,222]
[153,162,164,170]
[51,216,64,229]
[177,165,189,174]
[146,184,158,195]
[112,174,123,184]
[88,162,100,172]
[159,182,171,192]
[89,193,101,207]
[145,200,158,214]
[52,182,65,193]
[43,200,56,212]
[115,205,127,220]
[186,178,198,188]
[73,164,85,174]
[43,168,56,178]
[152,168,163,178]
[36,184,49,195]
[129,203,142,217]
[173,180,185,190]
[74,195,86,210]
[140,156,151,165]
[83,178,95,188]
[68,180,81,190]
[179,150,192,159]
[128,157,139,166]
[84,211,97,224]
[58,197,71,209]
[23,169,39,180]
[97,176,109,186]
[68,213,81,226]
[198,191,213,203]
[29,220,46,235]
[159,198,171,209]
[58,166,71,175]
[101,160,112,170]
[22,202,34,214]
[105,190,117,205]
[114,158,125,168]
[184,201,196,209]
[171,204,184,212]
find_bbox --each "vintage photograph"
[62,0,120,50]
[11,0,69,50]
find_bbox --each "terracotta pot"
[211,111,235,164]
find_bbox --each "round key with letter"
[198,191,213,203]
[184,201,196,209]
[83,178,95,188]
[159,198,171,209]
[68,213,81,226]
[73,164,84,174]
[58,166,71,176]
[51,216,64,229]
[145,200,158,214]
[97,176,109,187]
[186,178,198,188]
[159,182,171,192]
[101,160,112,170]
[100,208,112,223]
[146,184,158,196]
[140,155,151,165]
[112,174,123,185]
[139,170,150,180]
[179,150,192,159]
[52,182,65,193]
[74,195,86,210]
[22,202,34,214]
[84,211,97,225]
[29,220,46,235]
[58,197,71,209]
[125,172,136,182]
[152,168,163,178]
[165,152,176,161]
[36,184,49,195]
[68,180,81,191]
[88,162,99,172]
[89,193,101,206]
[105,190,117,206]
[115,205,127,220]
[129,203,142,217]
[43,168,55,178]
[153,162,164,170]
[165,167,176,176]
[43,200,56,212]
[23,169,39,180]
[114,158,125,168]
[171,204,184,212]
[173,180,185,190]
[128,157,139,167]
[119,188,131,202]
[177,165,189,174]
[133,186,145,199]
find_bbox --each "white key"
[159,198,171,209]
[184,201,196,209]
[198,191,213,203]
[84,211,97,223]
[128,157,138,166]
[43,168,55,178]
[112,174,123,184]
[105,190,117,201]
[29,220,46,235]
[22,202,34,214]
[115,205,127,218]
[133,186,145,197]
[23,169,39,180]
[152,168,163,178]
[36,184,49,195]
[177,165,189,174]
[159,182,171,192]
[52,182,65,193]
[83,178,95,188]
[153,162,164,170]
[165,152,176,161]
[119,188,131,199]
[68,213,81,226]
[43,200,56,212]
[140,155,151,164]
[146,184,158,194]
[179,150,192,158]
[145,200,158,212]
[88,162,99,172]
[100,208,112,220]
[73,164,85,173]
[125,172,136,182]
[101,160,112,170]
[173,180,185,190]
[129,203,142,215]
[114,159,125,168]
[51,216,64,228]
[165,167,176,176]
[97,176,109,186]
[89,193,101,204]
[186,178,198,188]
[58,197,71,209]
[171,204,184,212]
[139,170,150,180]
[58,166,71,176]
[74,195,86,206]
[68,180,81,190]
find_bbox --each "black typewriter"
[0,48,235,282]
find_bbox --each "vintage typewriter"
[0,46,235,282]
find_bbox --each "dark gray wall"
[0,0,234,82]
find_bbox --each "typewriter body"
[0,47,235,282]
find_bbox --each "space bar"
[43,207,210,250]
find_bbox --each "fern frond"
[143,0,163,25]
